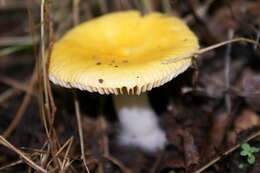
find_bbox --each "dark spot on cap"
[136,76,140,78]
[122,60,128,63]
[114,65,118,68]
[98,79,104,83]
[111,60,115,63]
[183,39,188,42]
[96,62,101,65]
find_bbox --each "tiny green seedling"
[240,143,260,165]
[168,170,176,173]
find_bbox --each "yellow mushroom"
[49,10,199,152]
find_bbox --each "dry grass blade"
[0,36,38,46]
[0,160,23,171]
[39,0,60,170]
[141,0,153,13]
[98,0,108,14]
[40,0,49,109]
[60,137,74,172]
[224,29,234,114]
[255,30,260,50]
[73,0,80,25]
[0,88,17,104]
[98,116,109,156]
[149,152,163,173]
[103,155,132,173]
[162,37,260,64]
[0,75,34,95]
[197,37,260,55]
[0,136,47,173]
[40,0,57,127]
[44,137,74,169]
[55,137,74,157]
[74,94,90,173]
[161,0,172,14]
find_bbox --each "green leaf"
[238,163,245,169]
[251,147,260,153]
[0,45,31,57]
[240,150,249,156]
[241,143,251,151]
[247,155,256,164]
[168,171,176,173]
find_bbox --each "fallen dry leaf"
[210,112,230,148]
[181,130,200,168]
[242,70,260,112]
[208,0,260,40]
[234,109,259,134]
[227,109,259,146]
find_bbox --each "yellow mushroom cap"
[49,10,199,95]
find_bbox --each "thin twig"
[254,29,260,50]
[74,93,90,173]
[98,116,109,157]
[98,0,108,14]
[73,0,80,26]
[60,137,74,172]
[196,37,260,55]
[26,0,38,57]
[0,45,31,57]
[41,0,57,126]
[42,143,51,170]
[150,152,163,173]
[83,0,92,19]
[195,130,260,173]
[0,36,39,46]
[162,37,260,64]
[40,0,60,170]
[55,137,74,158]
[103,155,132,173]
[0,136,47,173]
[114,0,125,11]
[0,75,34,95]
[97,115,109,173]
[161,0,172,14]
[44,137,74,171]
[71,3,89,171]
[40,0,50,138]
[224,29,234,115]
[185,0,215,23]
[0,88,17,105]
[40,0,50,117]
[133,0,142,11]
[141,0,153,14]
[0,160,23,171]
[186,0,217,44]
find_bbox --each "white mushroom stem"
[113,93,167,152]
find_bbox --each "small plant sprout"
[168,170,176,173]
[240,143,260,165]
